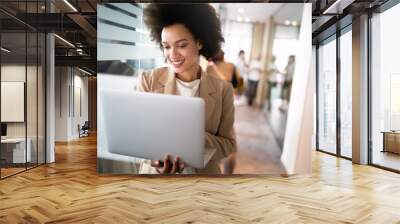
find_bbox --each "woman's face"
[161,24,202,76]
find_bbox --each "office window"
[371,3,400,171]
[339,28,352,158]
[317,36,337,154]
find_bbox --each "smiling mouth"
[170,59,184,66]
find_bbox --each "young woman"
[138,3,236,174]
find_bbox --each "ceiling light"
[1,47,11,53]
[63,0,78,12]
[76,48,83,52]
[237,17,243,22]
[54,34,75,48]
[78,67,92,76]
[245,18,251,22]
[284,20,290,25]
[291,21,298,26]
[41,5,45,10]
[238,8,244,13]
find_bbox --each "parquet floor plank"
[0,134,400,223]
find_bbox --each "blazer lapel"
[163,68,176,95]
[199,69,217,125]
[155,67,176,95]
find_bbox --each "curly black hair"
[143,3,224,60]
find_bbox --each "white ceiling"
[273,4,304,25]
[213,3,303,24]
[225,3,282,23]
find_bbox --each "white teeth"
[171,60,184,65]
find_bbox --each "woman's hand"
[151,155,185,174]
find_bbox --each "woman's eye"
[178,44,187,48]
[163,46,170,49]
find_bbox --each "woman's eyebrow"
[175,39,188,44]
[161,39,188,45]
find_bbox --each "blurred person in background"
[279,55,295,112]
[236,50,249,85]
[246,55,262,106]
[282,55,295,102]
[266,55,280,111]
[235,50,249,104]
[207,50,243,96]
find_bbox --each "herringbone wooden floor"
[1,135,400,223]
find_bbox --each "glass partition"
[0,1,46,179]
[317,36,337,154]
[1,31,28,177]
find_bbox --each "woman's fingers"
[179,160,185,173]
[162,154,172,173]
[152,155,171,173]
[173,156,186,174]
[150,160,164,174]
[151,160,164,167]
[151,155,186,174]
[171,157,179,174]
[174,156,185,174]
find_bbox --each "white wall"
[1,65,28,141]
[1,65,37,138]
[1,64,26,81]
[71,74,89,138]
[222,21,253,63]
[1,82,24,122]
[55,67,89,141]
[1,63,46,164]
[273,25,299,72]
[280,3,313,174]
[55,67,69,141]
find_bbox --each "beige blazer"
[138,66,236,174]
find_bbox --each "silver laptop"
[100,89,205,168]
